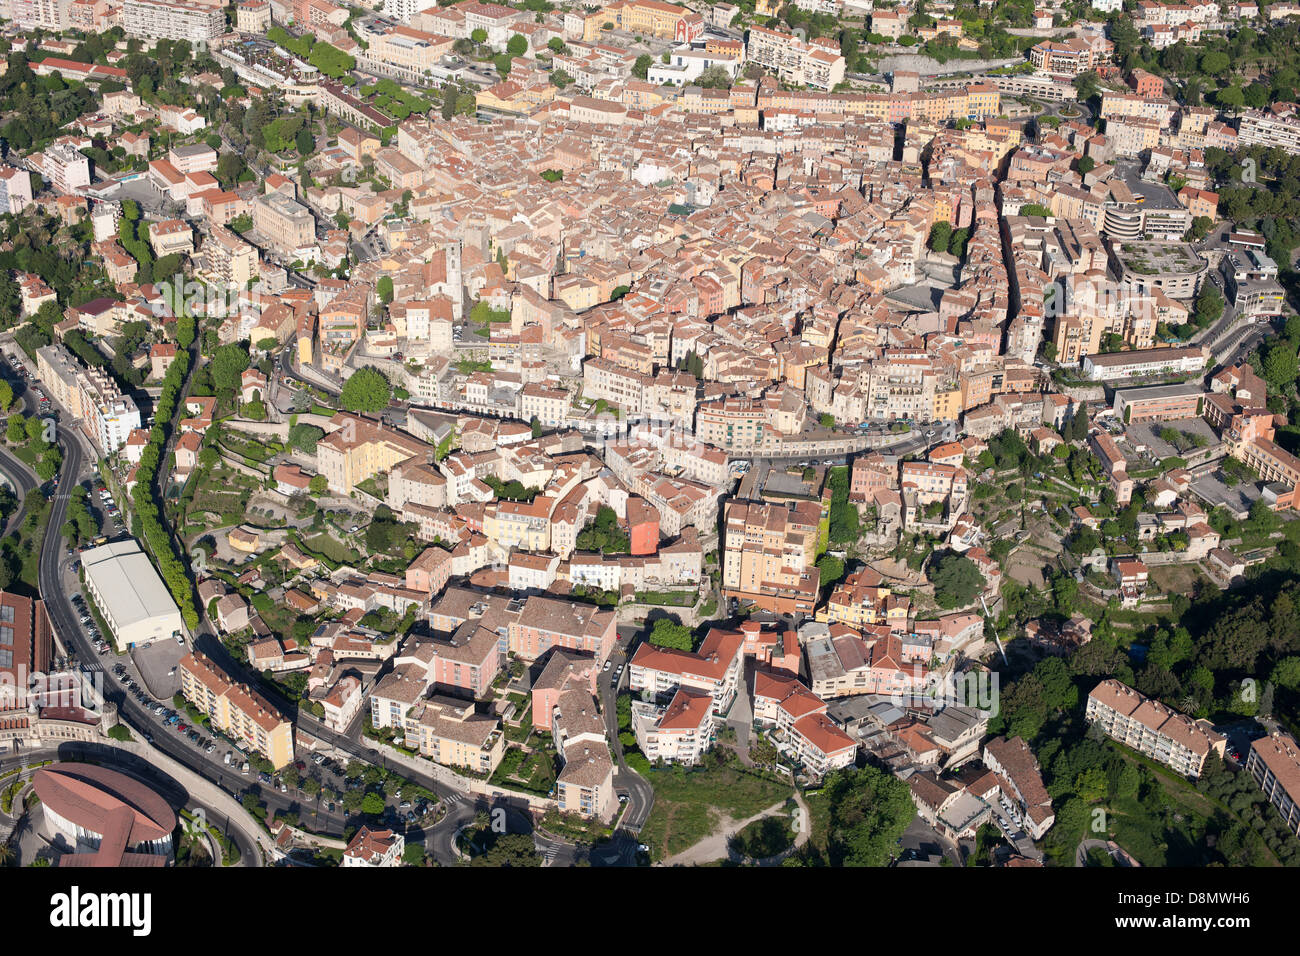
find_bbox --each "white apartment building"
[1086,679,1225,778]
[628,627,744,715]
[86,382,143,454]
[382,0,420,22]
[7,0,72,30]
[745,24,846,91]
[631,689,715,765]
[36,344,141,454]
[124,0,226,44]
[1245,732,1300,838]
[0,166,34,215]
[42,143,90,195]
[1238,105,1300,155]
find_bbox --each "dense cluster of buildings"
[11,0,1300,860]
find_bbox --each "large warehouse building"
[80,541,183,651]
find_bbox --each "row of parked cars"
[108,659,215,755]
[70,593,110,655]
[95,484,120,523]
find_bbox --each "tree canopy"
[930,552,984,609]
[339,366,393,413]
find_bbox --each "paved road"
[0,745,262,867]
[1076,838,1139,867]
[422,791,567,865]
[38,422,85,662]
[0,425,37,537]
[602,625,654,838]
[0,368,39,536]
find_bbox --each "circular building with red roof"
[32,763,176,867]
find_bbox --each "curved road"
[0,745,261,867]
[0,381,39,537]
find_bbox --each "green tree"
[648,618,692,651]
[339,366,393,413]
[1200,50,1231,76]
[816,553,845,589]
[948,227,970,258]
[1263,342,1299,395]
[929,552,983,609]
[632,53,652,78]
[809,766,915,867]
[211,343,250,393]
[928,220,952,253]
[289,423,325,453]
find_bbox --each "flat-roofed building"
[36,344,141,453]
[0,165,34,215]
[1113,383,1205,423]
[1081,345,1207,382]
[124,0,226,43]
[251,190,316,257]
[196,224,259,288]
[80,540,182,651]
[43,142,90,195]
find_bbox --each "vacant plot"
[639,763,791,858]
[303,533,354,565]
[1005,549,1047,589]
[187,468,260,520]
[1148,562,1212,597]
[1100,745,1279,868]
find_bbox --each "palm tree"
[0,840,15,867]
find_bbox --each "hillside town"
[0,0,1299,882]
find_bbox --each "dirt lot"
[1005,549,1048,589]
[1149,562,1212,597]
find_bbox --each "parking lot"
[1190,470,1262,519]
[132,638,185,699]
[1216,718,1267,766]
